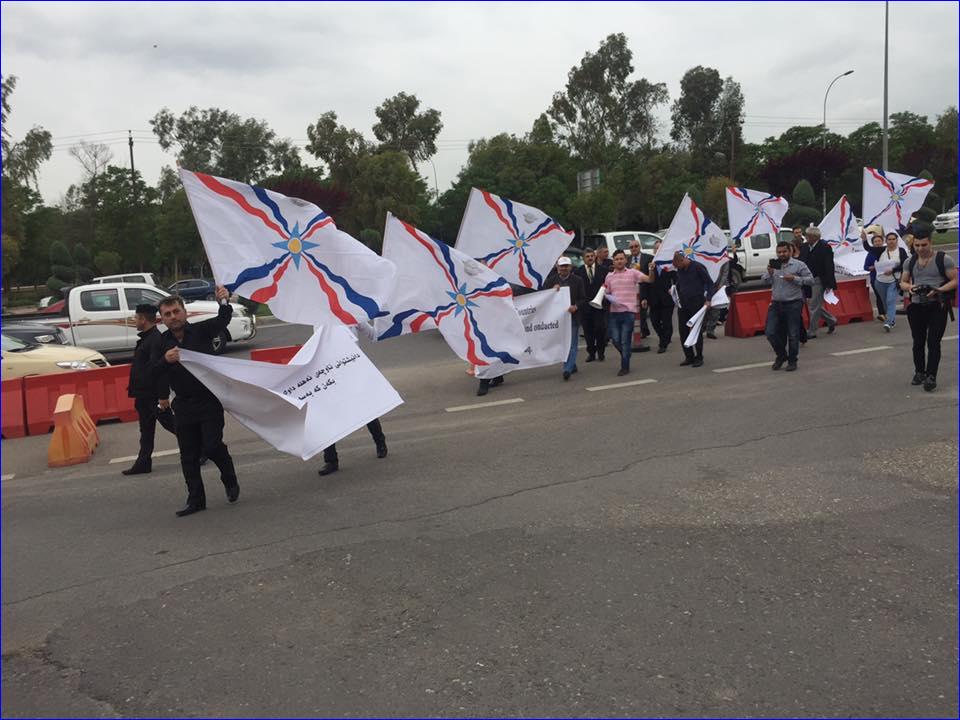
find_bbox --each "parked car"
[2,332,109,380]
[0,320,67,345]
[93,272,159,287]
[728,230,792,282]
[584,230,663,256]
[168,278,217,301]
[933,204,959,233]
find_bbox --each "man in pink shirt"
[602,249,651,376]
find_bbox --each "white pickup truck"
[728,230,794,284]
[2,282,256,356]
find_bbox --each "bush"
[792,179,816,207]
[358,228,382,254]
[785,205,822,228]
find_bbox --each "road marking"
[445,398,525,413]
[712,361,774,374]
[1,474,14,481]
[831,345,893,357]
[108,449,180,465]
[943,334,958,341]
[585,378,657,392]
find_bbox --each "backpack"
[907,251,956,318]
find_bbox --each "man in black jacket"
[643,239,676,353]
[575,247,609,362]
[552,257,586,380]
[122,304,177,476]
[156,289,239,517]
[798,226,838,337]
[672,251,714,367]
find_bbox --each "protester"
[762,241,813,371]
[121,304,177,475]
[899,232,957,392]
[862,224,887,320]
[865,231,909,332]
[798,226,838,338]
[596,245,613,270]
[552,256,586,380]
[644,239,676,353]
[602,249,650,376]
[317,420,388,476]
[671,251,713,367]
[576,247,609,362]
[156,289,240,517]
[703,260,730,340]
[628,239,652,342]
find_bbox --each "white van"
[93,272,159,287]
[584,231,663,256]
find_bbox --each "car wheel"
[211,330,228,355]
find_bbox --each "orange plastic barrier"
[1,378,27,439]
[249,345,301,365]
[817,279,873,327]
[48,393,99,467]
[24,364,136,436]
[725,288,772,338]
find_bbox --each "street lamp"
[822,69,854,214]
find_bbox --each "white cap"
[557,257,572,266]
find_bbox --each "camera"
[913,284,935,297]
[768,259,782,270]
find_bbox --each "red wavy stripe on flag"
[194,172,288,241]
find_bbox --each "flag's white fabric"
[710,286,729,307]
[862,167,934,232]
[823,289,840,306]
[818,195,861,256]
[455,187,575,289]
[683,305,708,348]
[179,168,396,327]
[375,213,527,370]
[833,252,870,277]
[726,187,789,242]
[178,325,402,460]
[475,288,572,379]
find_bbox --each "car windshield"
[1,333,30,352]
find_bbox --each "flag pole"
[882,0,890,171]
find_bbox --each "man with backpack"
[899,232,957,392]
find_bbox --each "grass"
[933,229,958,247]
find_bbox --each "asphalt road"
[2,304,958,717]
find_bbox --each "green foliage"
[2,232,21,284]
[703,176,735,226]
[792,179,816,207]
[358,229,382,253]
[671,67,744,175]
[305,111,372,186]
[94,250,122,275]
[372,92,443,168]
[567,185,618,234]
[346,151,430,236]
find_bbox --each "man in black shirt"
[122,304,177,475]
[576,247,609,362]
[671,251,713,367]
[798,226,838,337]
[644,239,676,353]
[156,289,239,517]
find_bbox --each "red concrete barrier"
[24,365,136,436]
[1,378,27,439]
[249,345,301,365]
[818,279,873,327]
[725,288,771,338]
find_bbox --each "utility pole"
[128,130,141,271]
[882,0,890,170]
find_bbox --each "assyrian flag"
[455,187,574,289]
[862,167,934,232]
[726,187,789,242]
[375,213,526,368]
[818,195,860,255]
[179,169,396,328]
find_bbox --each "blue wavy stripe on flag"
[522,253,544,288]
[225,254,289,293]
[251,186,291,235]
[500,197,522,238]
[467,312,519,365]
[303,251,388,319]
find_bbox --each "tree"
[68,140,113,182]
[358,228,382,253]
[703,176,736,227]
[346,151,430,235]
[150,106,300,182]
[888,111,935,171]
[670,67,744,176]
[2,232,21,288]
[259,168,351,222]
[783,179,821,227]
[305,111,372,186]
[548,33,668,169]
[94,250,122,276]
[930,106,958,207]
[372,91,443,169]
[567,185,619,235]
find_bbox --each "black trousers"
[581,306,607,357]
[323,419,385,464]
[176,412,237,506]
[639,306,651,337]
[648,302,674,349]
[907,302,949,377]
[133,397,177,467]
[677,301,705,361]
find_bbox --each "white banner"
[475,287,572,379]
[179,325,403,460]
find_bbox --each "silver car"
[933,204,958,233]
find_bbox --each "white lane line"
[445,398,525,413]
[943,334,958,341]
[1,474,14,481]
[831,345,894,357]
[712,361,774,374]
[108,449,180,465]
[585,378,657,392]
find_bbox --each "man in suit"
[643,239,676,353]
[552,257,586,380]
[798,226,838,337]
[576,247,609,362]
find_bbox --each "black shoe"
[923,375,937,392]
[827,323,836,335]
[121,465,151,476]
[476,382,489,397]
[376,442,388,459]
[656,346,667,354]
[706,332,717,339]
[617,368,629,377]
[562,370,571,380]
[586,354,596,363]
[318,462,339,476]
[785,362,798,372]
[911,372,925,386]
[490,377,504,388]
[175,504,206,517]
[806,334,817,340]
[772,358,785,371]
[225,482,240,503]
[597,353,605,361]
[691,358,704,368]
[679,358,693,366]
[634,345,651,353]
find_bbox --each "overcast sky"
[2,1,957,205]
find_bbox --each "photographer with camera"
[899,233,957,392]
[763,241,813,371]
